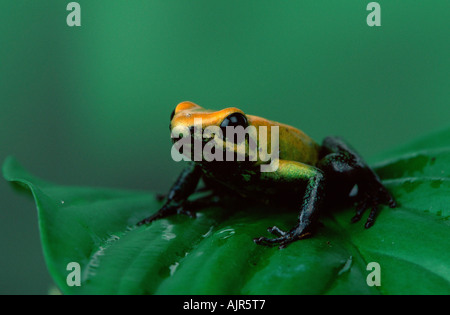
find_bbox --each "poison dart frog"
[138,101,396,248]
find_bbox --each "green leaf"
[3,127,450,295]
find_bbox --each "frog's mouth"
[171,127,256,163]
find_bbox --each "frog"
[138,101,396,248]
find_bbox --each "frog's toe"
[351,196,371,223]
[267,226,287,237]
[352,182,396,228]
[252,226,289,248]
[177,207,197,218]
[385,189,397,209]
[364,206,378,229]
[137,204,180,226]
[137,211,165,226]
[253,235,289,248]
[372,182,397,208]
[253,229,312,249]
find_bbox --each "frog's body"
[139,101,396,248]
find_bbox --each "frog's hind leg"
[318,136,396,228]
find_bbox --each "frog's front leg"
[138,162,202,225]
[254,161,325,249]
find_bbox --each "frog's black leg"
[254,161,325,249]
[138,162,202,225]
[155,185,213,202]
[318,136,396,228]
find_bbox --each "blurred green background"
[0,1,449,294]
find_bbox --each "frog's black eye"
[220,113,248,141]
[220,113,248,130]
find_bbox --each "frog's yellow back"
[247,115,320,166]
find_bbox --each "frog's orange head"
[169,101,258,164]
[169,101,248,135]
